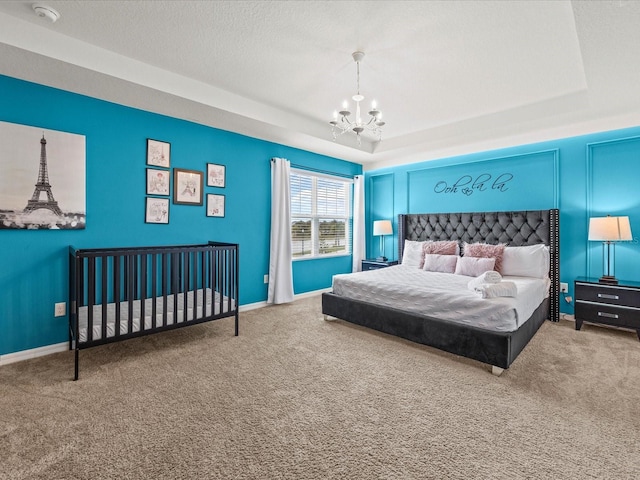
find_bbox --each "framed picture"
[206,194,225,217]
[145,197,169,224]
[146,138,170,168]
[146,168,170,196]
[173,168,203,205]
[0,121,86,230]
[207,163,226,187]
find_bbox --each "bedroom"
[1,1,639,478]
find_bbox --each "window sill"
[292,253,351,262]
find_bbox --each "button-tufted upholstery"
[400,210,550,247]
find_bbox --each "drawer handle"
[598,312,619,319]
[597,293,619,300]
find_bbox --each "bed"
[322,209,559,373]
[69,241,239,380]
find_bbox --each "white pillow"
[402,240,426,268]
[423,254,458,274]
[454,256,496,277]
[501,244,550,278]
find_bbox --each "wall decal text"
[434,173,513,196]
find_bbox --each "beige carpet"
[1,295,639,480]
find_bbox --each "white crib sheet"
[77,288,235,343]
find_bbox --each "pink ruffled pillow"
[423,240,458,256]
[463,242,506,273]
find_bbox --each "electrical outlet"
[560,282,568,294]
[54,302,66,317]
[263,274,269,284]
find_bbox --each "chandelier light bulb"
[342,100,348,109]
[371,100,377,109]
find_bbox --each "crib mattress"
[76,288,234,343]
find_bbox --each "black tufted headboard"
[398,209,560,322]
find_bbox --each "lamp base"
[376,256,388,262]
[598,275,618,285]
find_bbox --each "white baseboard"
[239,301,268,312]
[243,287,331,311]
[0,342,68,367]
[294,287,332,300]
[0,288,332,366]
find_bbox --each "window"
[291,170,352,259]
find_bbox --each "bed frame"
[322,209,559,373]
[69,241,239,380]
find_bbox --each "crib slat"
[101,255,108,342]
[87,257,95,343]
[140,253,147,332]
[198,250,207,317]
[127,254,134,337]
[114,255,121,339]
[234,245,239,336]
[218,248,224,316]
[227,248,235,312]
[172,252,179,326]
[191,251,198,321]
[227,248,232,313]
[162,253,168,327]
[183,250,189,323]
[78,257,85,306]
[151,253,157,330]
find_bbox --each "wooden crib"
[68,241,239,380]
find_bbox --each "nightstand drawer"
[575,301,640,329]
[363,263,385,271]
[575,282,640,308]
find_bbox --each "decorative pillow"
[422,254,458,274]
[454,256,496,277]
[401,240,426,268]
[463,242,506,273]
[501,244,550,278]
[423,240,459,256]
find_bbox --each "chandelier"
[329,51,385,146]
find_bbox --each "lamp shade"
[373,220,393,236]
[588,216,632,241]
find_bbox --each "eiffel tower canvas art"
[0,121,85,230]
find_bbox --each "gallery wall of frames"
[144,138,227,224]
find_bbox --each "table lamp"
[373,220,393,262]
[588,215,632,284]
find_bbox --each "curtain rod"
[270,158,358,179]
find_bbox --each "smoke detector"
[32,3,60,23]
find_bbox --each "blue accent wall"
[365,127,640,315]
[0,74,361,356]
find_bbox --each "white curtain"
[352,175,365,272]
[267,157,294,304]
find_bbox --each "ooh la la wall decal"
[434,173,513,196]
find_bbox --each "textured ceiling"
[0,1,639,170]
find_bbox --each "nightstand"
[574,277,640,340]
[362,259,398,271]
